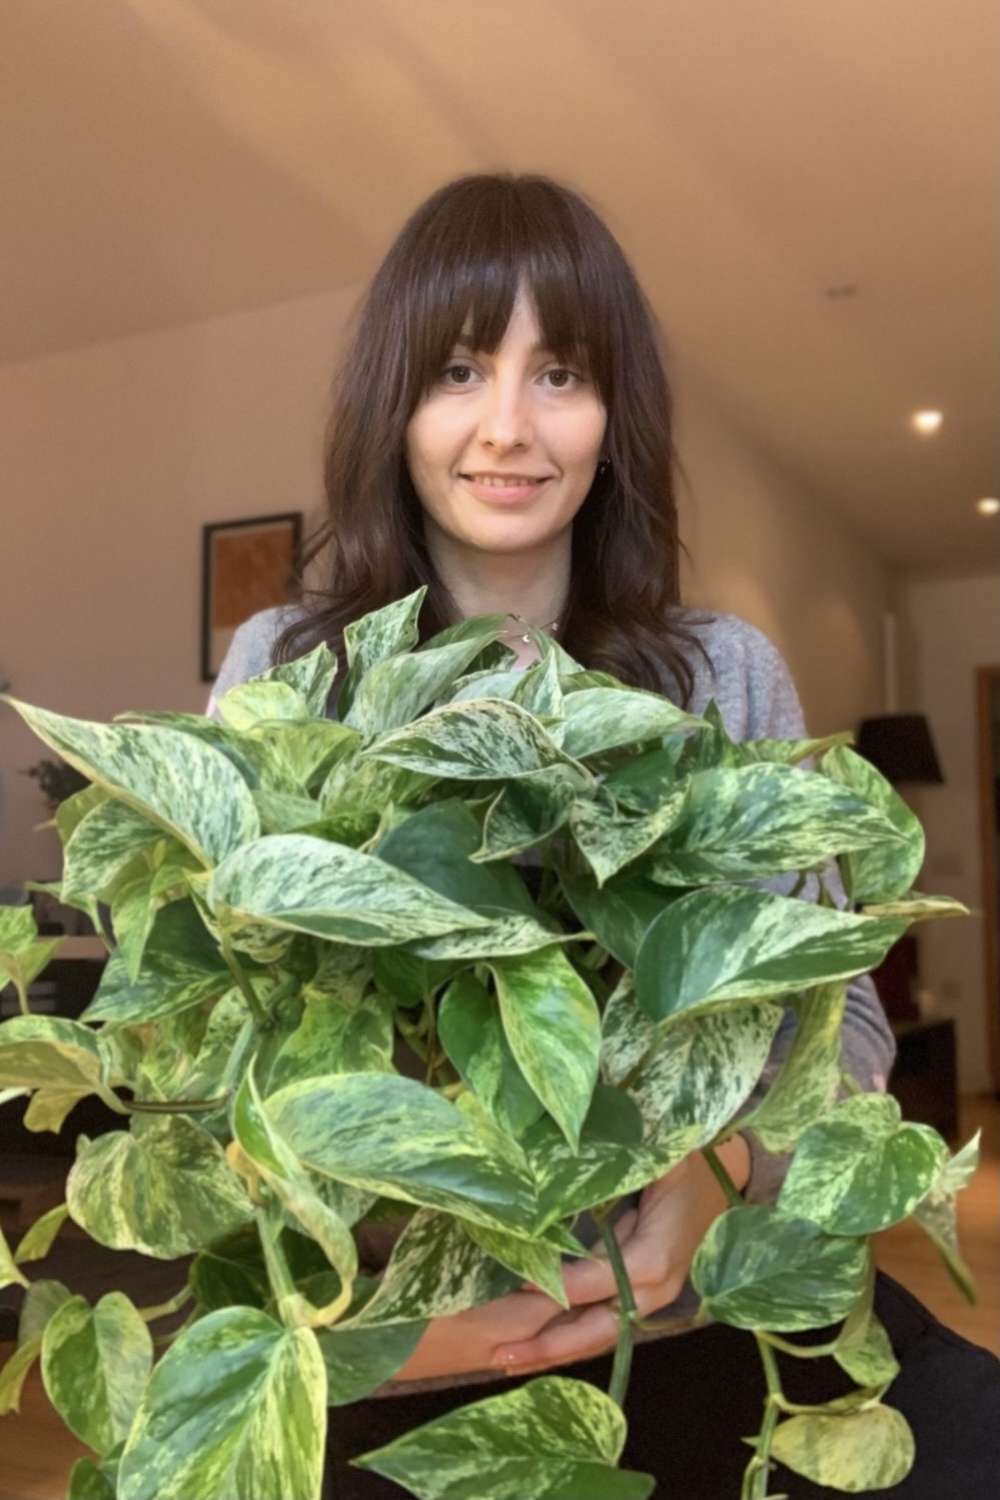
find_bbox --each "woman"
[209,173,999,1497]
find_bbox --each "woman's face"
[405,281,608,558]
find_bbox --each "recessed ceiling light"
[976,496,1000,516]
[911,410,943,434]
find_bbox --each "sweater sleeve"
[204,609,285,721]
[733,628,897,1206]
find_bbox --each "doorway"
[975,665,1000,1096]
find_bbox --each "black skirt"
[322,1272,1000,1499]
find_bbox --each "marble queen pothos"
[0,588,978,1500]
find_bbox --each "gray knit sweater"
[206,605,896,1391]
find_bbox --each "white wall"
[675,360,890,736]
[2,288,891,888]
[902,571,1000,1094]
[1,285,360,885]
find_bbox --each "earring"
[598,458,610,474]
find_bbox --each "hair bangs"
[404,179,613,410]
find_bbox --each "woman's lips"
[460,475,552,503]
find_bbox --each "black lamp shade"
[855,714,944,785]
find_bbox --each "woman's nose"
[477,375,534,452]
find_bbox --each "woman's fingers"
[558,1209,641,1306]
[491,1283,667,1371]
[492,1300,620,1370]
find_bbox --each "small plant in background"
[0,587,978,1499]
[22,757,90,816]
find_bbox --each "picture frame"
[200,511,303,682]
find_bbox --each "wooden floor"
[1,1096,997,1500]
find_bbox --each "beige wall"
[902,571,1000,1095]
[674,362,890,738]
[2,288,890,888]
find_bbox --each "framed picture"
[201,512,303,681]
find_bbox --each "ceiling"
[3,0,998,571]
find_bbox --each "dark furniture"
[889,1016,959,1143]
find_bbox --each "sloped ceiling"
[3,0,998,569]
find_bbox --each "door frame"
[975,664,1000,1094]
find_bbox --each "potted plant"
[0,589,977,1498]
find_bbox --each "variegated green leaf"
[1,1220,29,1289]
[251,638,339,718]
[599,973,654,1086]
[560,865,674,970]
[0,903,63,1004]
[404,914,588,963]
[375,799,537,917]
[342,1209,518,1328]
[54,781,109,846]
[641,763,904,885]
[510,636,565,732]
[600,740,687,813]
[634,887,906,1022]
[560,685,703,759]
[232,1065,356,1323]
[0,902,37,951]
[737,983,847,1152]
[267,989,394,1093]
[354,1374,655,1499]
[18,1276,73,1344]
[461,1219,568,1307]
[338,586,428,717]
[0,1335,42,1414]
[778,1093,949,1236]
[489,946,601,1151]
[624,1003,783,1147]
[524,1086,700,1228]
[833,1256,900,1387]
[41,1291,152,1455]
[910,1131,981,1301]
[22,1084,94,1132]
[692,1204,868,1331]
[67,1454,118,1499]
[249,718,358,796]
[217,679,310,730]
[62,799,165,904]
[15,1201,69,1263]
[0,1014,125,1119]
[362,698,583,781]
[374,946,462,1006]
[318,1314,426,1403]
[861,892,969,924]
[117,1306,327,1500]
[438,971,546,1139]
[81,899,232,1026]
[5,698,260,865]
[209,832,491,947]
[569,784,685,886]
[770,1405,915,1491]
[446,667,526,704]
[823,744,925,903]
[318,752,437,845]
[267,1072,539,1234]
[473,765,586,861]
[67,1112,251,1256]
[346,636,497,737]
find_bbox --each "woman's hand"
[391,1284,569,1384]
[489,1135,752,1375]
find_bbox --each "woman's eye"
[439,363,581,389]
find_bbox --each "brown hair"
[273,171,714,705]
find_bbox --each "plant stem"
[138,1286,193,1324]
[758,1328,840,1360]
[220,934,269,1031]
[701,1144,744,1209]
[839,1069,863,1097]
[741,1334,784,1499]
[596,1211,638,1409]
